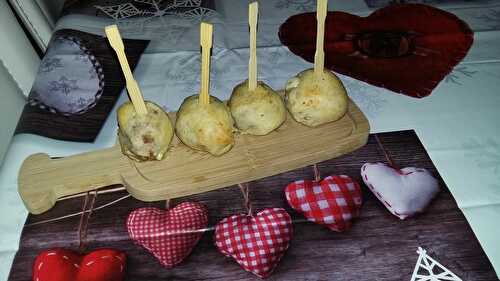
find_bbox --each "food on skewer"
[229,80,286,135]
[229,2,286,136]
[106,24,174,161]
[118,101,174,161]
[176,95,234,156]
[285,0,348,127]
[285,69,347,127]
[175,22,235,156]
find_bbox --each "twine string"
[78,191,97,253]
[76,192,89,253]
[374,134,399,169]
[313,163,321,182]
[238,183,253,216]
[26,193,131,227]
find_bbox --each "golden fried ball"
[229,80,286,135]
[285,68,348,127]
[117,101,174,161]
[175,95,235,156]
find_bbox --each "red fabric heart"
[126,202,208,268]
[214,208,293,279]
[32,248,126,281]
[279,4,473,98]
[285,175,362,232]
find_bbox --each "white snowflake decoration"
[95,0,216,23]
[175,0,202,7]
[95,3,142,20]
[177,7,216,20]
[411,247,462,281]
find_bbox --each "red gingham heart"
[214,208,293,279]
[32,248,126,281]
[285,175,362,232]
[126,202,208,268]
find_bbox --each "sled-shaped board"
[19,98,369,214]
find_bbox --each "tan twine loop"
[313,163,321,182]
[238,182,253,216]
[77,191,97,253]
[26,191,131,227]
[374,134,399,169]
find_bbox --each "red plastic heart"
[32,248,126,281]
[279,4,473,98]
[126,202,208,268]
[285,175,362,232]
[214,208,293,279]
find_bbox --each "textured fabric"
[32,248,126,281]
[214,208,293,279]
[279,4,474,98]
[126,202,208,268]
[361,163,440,219]
[285,175,363,232]
[30,36,104,115]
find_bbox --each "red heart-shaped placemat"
[361,163,439,219]
[214,208,293,279]
[126,202,208,268]
[285,175,362,232]
[279,4,473,98]
[32,248,126,281]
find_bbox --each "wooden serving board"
[19,98,369,214]
[9,131,497,281]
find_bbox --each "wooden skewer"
[199,22,213,105]
[314,0,328,76]
[248,2,258,92]
[105,25,147,115]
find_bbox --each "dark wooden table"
[8,130,497,280]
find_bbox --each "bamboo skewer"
[105,25,148,115]
[248,2,258,92]
[200,22,213,105]
[314,0,328,77]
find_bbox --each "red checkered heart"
[126,202,208,268]
[285,175,362,232]
[361,163,439,219]
[214,208,292,279]
[32,248,126,281]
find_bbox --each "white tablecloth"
[1,1,499,279]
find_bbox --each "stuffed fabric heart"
[279,4,473,98]
[126,202,208,268]
[361,163,439,219]
[32,248,126,281]
[285,175,362,232]
[214,208,292,279]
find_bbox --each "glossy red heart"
[279,4,473,98]
[126,202,208,268]
[32,248,126,281]
[285,175,362,232]
[214,208,293,279]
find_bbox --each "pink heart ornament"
[214,208,293,279]
[361,163,439,219]
[126,202,208,268]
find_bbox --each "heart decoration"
[278,4,474,98]
[285,175,363,232]
[361,163,440,219]
[126,202,208,268]
[32,248,126,281]
[214,208,293,279]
